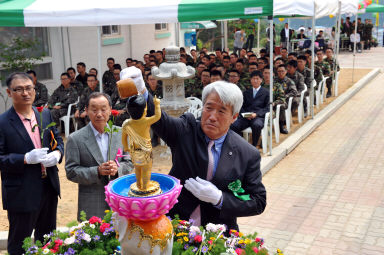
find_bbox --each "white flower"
[83,233,91,243]
[64,236,75,245]
[90,224,95,229]
[189,226,201,235]
[43,248,50,254]
[206,223,226,233]
[43,234,49,239]
[69,226,79,233]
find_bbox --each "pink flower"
[194,235,202,243]
[208,240,213,245]
[253,247,259,253]
[89,216,102,224]
[236,248,244,255]
[42,242,50,249]
[100,223,110,233]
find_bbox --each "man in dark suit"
[0,72,64,255]
[231,71,269,147]
[138,75,266,232]
[280,23,294,50]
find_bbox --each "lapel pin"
[229,151,233,156]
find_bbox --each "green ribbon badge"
[228,179,251,201]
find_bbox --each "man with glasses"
[48,73,78,128]
[0,72,64,255]
[228,70,246,92]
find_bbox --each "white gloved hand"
[120,66,146,94]
[25,148,49,164]
[184,177,222,205]
[41,150,61,167]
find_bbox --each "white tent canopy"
[340,0,359,15]
[273,0,314,17]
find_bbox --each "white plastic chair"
[305,80,316,117]
[315,79,323,110]
[297,84,308,123]
[273,104,281,143]
[242,112,270,154]
[334,71,340,96]
[186,97,203,118]
[320,77,329,104]
[59,97,79,138]
[285,97,293,133]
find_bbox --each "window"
[102,25,120,36]
[155,23,168,31]
[0,27,52,85]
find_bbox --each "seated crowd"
[29,44,340,148]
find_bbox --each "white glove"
[184,177,222,205]
[41,150,61,167]
[25,148,48,164]
[120,66,146,94]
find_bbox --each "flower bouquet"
[171,216,283,255]
[23,210,120,255]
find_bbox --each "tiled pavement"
[238,73,384,255]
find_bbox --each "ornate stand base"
[114,213,173,255]
[128,181,162,197]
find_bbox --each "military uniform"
[240,72,252,91]
[306,63,323,86]
[185,78,203,98]
[298,67,312,88]
[76,86,99,129]
[275,76,299,113]
[363,23,373,49]
[146,82,163,98]
[76,73,89,89]
[111,87,129,126]
[262,80,286,125]
[48,85,78,128]
[357,22,365,38]
[287,71,306,94]
[102,70,115,96]
[70,80,84,97]
[33,81,48,107]
[316,60,332,95]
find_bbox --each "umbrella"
[359,3,384,13]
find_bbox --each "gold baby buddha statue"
[118,78,162,197]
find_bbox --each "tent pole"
[224,20,228,51]
[352,14,358,83]
[221,21,225,50]
[97,26,103,93]
[333,0,342,97]
[66,27,73,67]
[257,19,260,52]
[268,18,273,156]
[310,6,316,119]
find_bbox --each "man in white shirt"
[233,28,245,57]
[350,31,362,52]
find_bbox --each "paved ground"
[338,46,384,69]
[238,72,384,254]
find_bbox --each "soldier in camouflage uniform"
[315,50,332,97]
[48,73,78,128]
[67,67,84,97]
[287,60,307,116]
[74,74,99,129]
[102,57,116,96]
[325,48,340,97]
[262,66,286,111]
[304,50,323,86]
[110,68,129,127]
[297,55,312,88]
[362,19,373,50]
[357,18,365,49]
[275,65,298,128]
[27,70,48,107]
[146,72,163,98]
[185,62,206,97]
[228,70,247,92]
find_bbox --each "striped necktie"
[190,140,215,226]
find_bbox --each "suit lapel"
[8,107,35,148]
[85,124,104,164]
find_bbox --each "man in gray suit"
[65,92,133,221]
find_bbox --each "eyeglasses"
[12,86,35,94]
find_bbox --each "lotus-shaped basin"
[105,173,182,221]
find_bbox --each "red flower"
[100,223,110,233]
[111,109,119,117]
[36,106,44,112]
[89,216,102,224]
[208,240,213,245]
[235,248,245,255]
[42,242,50,249]
[194,235,202,243]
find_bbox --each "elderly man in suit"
[131,72,266,232]
[0,72,64,255]
[65,92,133,221]
[231,71,270,147]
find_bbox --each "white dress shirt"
[89,122,109,162]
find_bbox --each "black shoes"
[326,91,332,98]
[280,126,288,134]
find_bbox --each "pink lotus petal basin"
[105,173,182,221]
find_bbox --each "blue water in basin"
[110,173,178,198]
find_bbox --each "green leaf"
[80,210,87,222]
[108,120,113,129]
[31,124,38,133]
[112,127,119,133]
[104,126,111,133]
[45,122,56,129]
